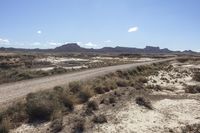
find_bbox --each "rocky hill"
[0,43,197,54]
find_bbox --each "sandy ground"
[93,99,200,133]
[11,123,50,133]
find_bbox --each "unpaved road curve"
[0,58,173,105]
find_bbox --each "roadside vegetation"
[0,53,151,85]
[0,62,167,132]
[0,67,73,84]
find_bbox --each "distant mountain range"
[0,43,198,54]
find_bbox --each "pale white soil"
[133,58,156,62]
[147,62,200,95]
[10,122,50,133]
[33,65,88,71]
[36,57,89,64]
[93,99,200,133]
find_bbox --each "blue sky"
[0,0,200,51]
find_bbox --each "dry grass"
[0,67,71,85]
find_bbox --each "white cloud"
[104,40,112,43]
[84,42,97,47]
[37,30,42,34]
[0,38,10,44]
[128,26,138,32]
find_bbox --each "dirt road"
[0,58,173,105]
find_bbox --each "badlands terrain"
[0,54,200,133]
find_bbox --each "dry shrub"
[86,101,99,111]
[193,72,200,82]
[116,78,129,87]
[136,76,148,83]
[135,97,153,110]
[92,78,117,94]
[69,81,83,94]
[26,91,59,121]
[60,94,74,112]
[130,80,144,90]
[77,85,94,103]
[181,123,200,133]
[5,102,27,127]
[184,85,200,93]
[93,114,107,124]
[146,85,163,91]
[53,86,75,111]
[72,118,85,133]
[176,58,189,63]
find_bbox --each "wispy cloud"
[37,30,42,34]
[0,38,10,44]
[128,26,138,32]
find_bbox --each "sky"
[0,0,200,51]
